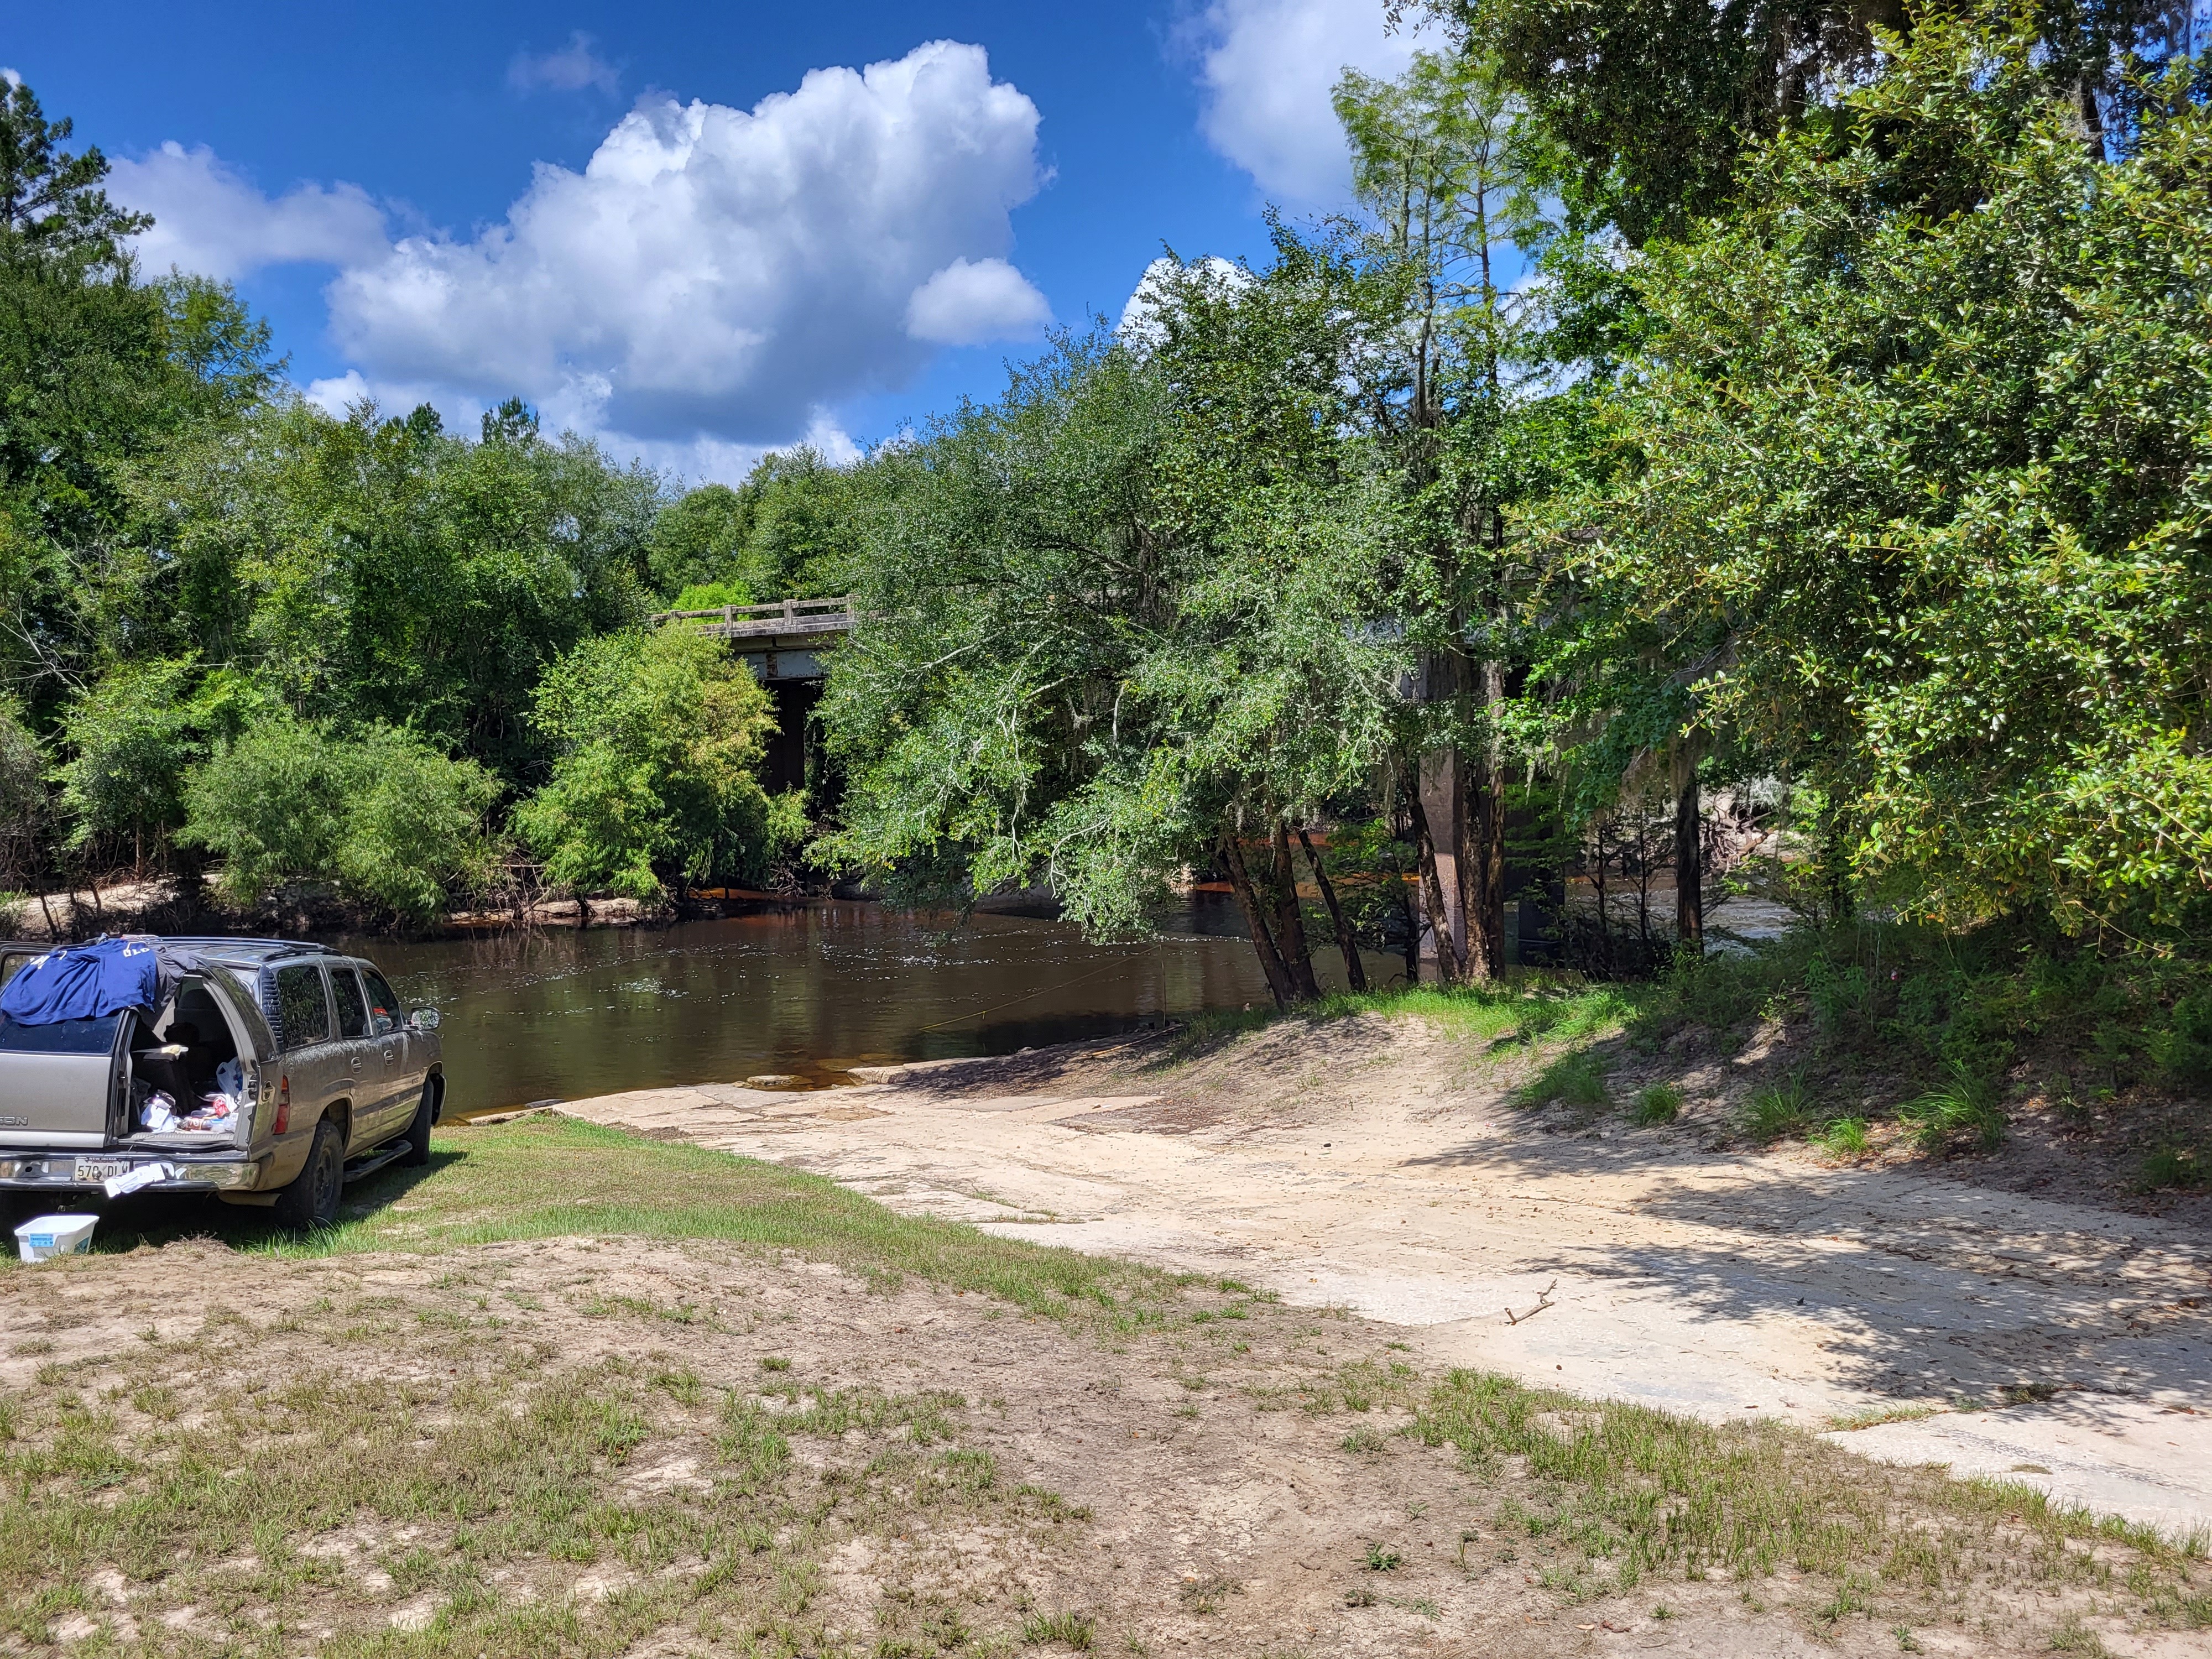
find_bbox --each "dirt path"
[552,1016,2212,1537]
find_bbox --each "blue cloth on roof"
[0,936,166,1025]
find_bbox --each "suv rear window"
[274,964,332,1048]
[0,1011,122,1055]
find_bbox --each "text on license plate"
[71,1159,126,1183]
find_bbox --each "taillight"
[274,1074,291,1135]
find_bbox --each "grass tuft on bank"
[1172,975,1638,1055]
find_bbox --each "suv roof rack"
[162,937,336,957]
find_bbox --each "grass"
[2137,1144,2205,1192]
[27,1115,1198,1333]
[1813,1116,1873,1157]
[1175,975,1635,1056]
[1516,1050,1612,1110]
[1900,1062,2008,1154]
[1021,1609,1097,1647]
[1413,1370,2209,1604]
[1738,1073,1818,1141]
[1629,1083,1683,1126]
[0,1293,1079,1657]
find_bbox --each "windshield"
[0,1010,123,1055]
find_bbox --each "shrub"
[1898,1062,2007,1154]
[182,714,499,926]
[1630,1083,1682,1126]
[1738,1073,1817,1141]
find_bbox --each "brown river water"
[325,898,1395,1117]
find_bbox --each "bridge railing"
[649,596,855,638]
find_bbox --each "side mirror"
[410,1007,442,1032]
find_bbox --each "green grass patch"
[1813,1117,1872,1157]
[32,1115,1197,1327]
[1629,1083,1683,1126]
[2138,1145,2207,1192]
[1516,1050,1611,1110]
[1737,1073,1818,1141]
[1172,976,1636,1055]
[1415,1370,2205,1596]
[1900,1062,2007,1154]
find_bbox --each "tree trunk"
[1297,827,1367,994]
[36,891,58,942]
[1269,820,1323,1002]
[1406,788,1461,985]
[1221,834,1297,1008]
[1672,740,1703,954]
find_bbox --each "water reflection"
[328,897,1392,1115]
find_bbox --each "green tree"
[512,626,799,905]
[145,395,659,786]
[0,78,150,262]
[1401,0,2188,245]
[1330,46,1555,978]
[1556,19,2212,935]
[49,658,204,873]
[181,714,499,927]
[820,267,1408,1001]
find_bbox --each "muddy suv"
[0,938,446,1229]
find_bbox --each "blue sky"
[8,1,1420,482]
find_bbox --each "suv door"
[270,961,346,1151]
[327,964,397,1144]
[358,963,429,1125]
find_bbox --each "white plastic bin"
[14,1214,97,1262]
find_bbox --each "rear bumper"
[0,1153,268,1193]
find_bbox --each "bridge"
[649,595,854,682]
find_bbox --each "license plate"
[71,1159,126,1184]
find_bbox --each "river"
[331,898,1397,1116]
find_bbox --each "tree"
[181,715,500,927]
[1331,48,1553,980]
[0,698,48,907]
[512,625,800,906]
[1553,19,2212,936]
[1400,0,2194,246]
[50,658,202,873]
[0,78,150,264]
[820,269,1409,1002]
[145,395,659,787]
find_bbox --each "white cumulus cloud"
[904,255,1051,345]
[108,142,388,281]
[1185,0,1420,205]
[327,39,1046,445]
[112,39,1051,463]
[508,33,619,96]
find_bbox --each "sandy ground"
[550,1016,2212,1540]
[7,1234,2199,1657]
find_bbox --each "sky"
[8,0,1430,484]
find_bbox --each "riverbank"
[6,1115,2205,1656]
[550,997,2212,1551]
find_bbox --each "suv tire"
[272,1118,345,1232]
[400,1079,436,1167]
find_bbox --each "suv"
[0,938,445,1230]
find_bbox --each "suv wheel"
[272,1118,345,1231]
[400,1079,436,1167]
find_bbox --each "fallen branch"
[1505,1281,1557,1326]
